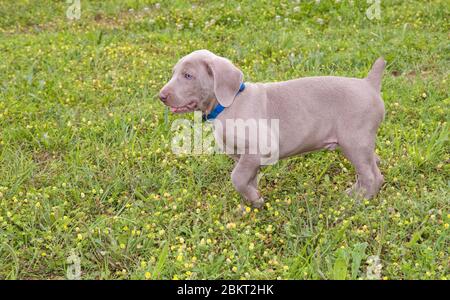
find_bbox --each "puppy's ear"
[206,55,243,107]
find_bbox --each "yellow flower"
[232,266,238,272]
[77,234,83,240]
[226,222,236,229]
[145,272,151,279]
[444,223,449,229]
[120,243,126,249]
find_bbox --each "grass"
[0,0,448,280]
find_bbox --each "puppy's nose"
[159,91,168,102]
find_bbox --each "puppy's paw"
[346,185,370,200]
[251,197,265,209]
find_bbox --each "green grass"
[0,0,448,280]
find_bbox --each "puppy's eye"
[184,73,193,80]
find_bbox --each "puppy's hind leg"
[340,138,383,199]
[231,155,264,208]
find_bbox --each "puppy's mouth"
[169,101,197,113]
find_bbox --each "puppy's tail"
[366,57,386,92]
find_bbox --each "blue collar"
[203,82,246,121]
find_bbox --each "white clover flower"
[366,255,383,280]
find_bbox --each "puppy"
[160,50,385,208]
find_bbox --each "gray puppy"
[160,50,385,208]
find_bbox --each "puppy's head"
[159,50,243,114]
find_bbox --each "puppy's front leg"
[231,155,263,208]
